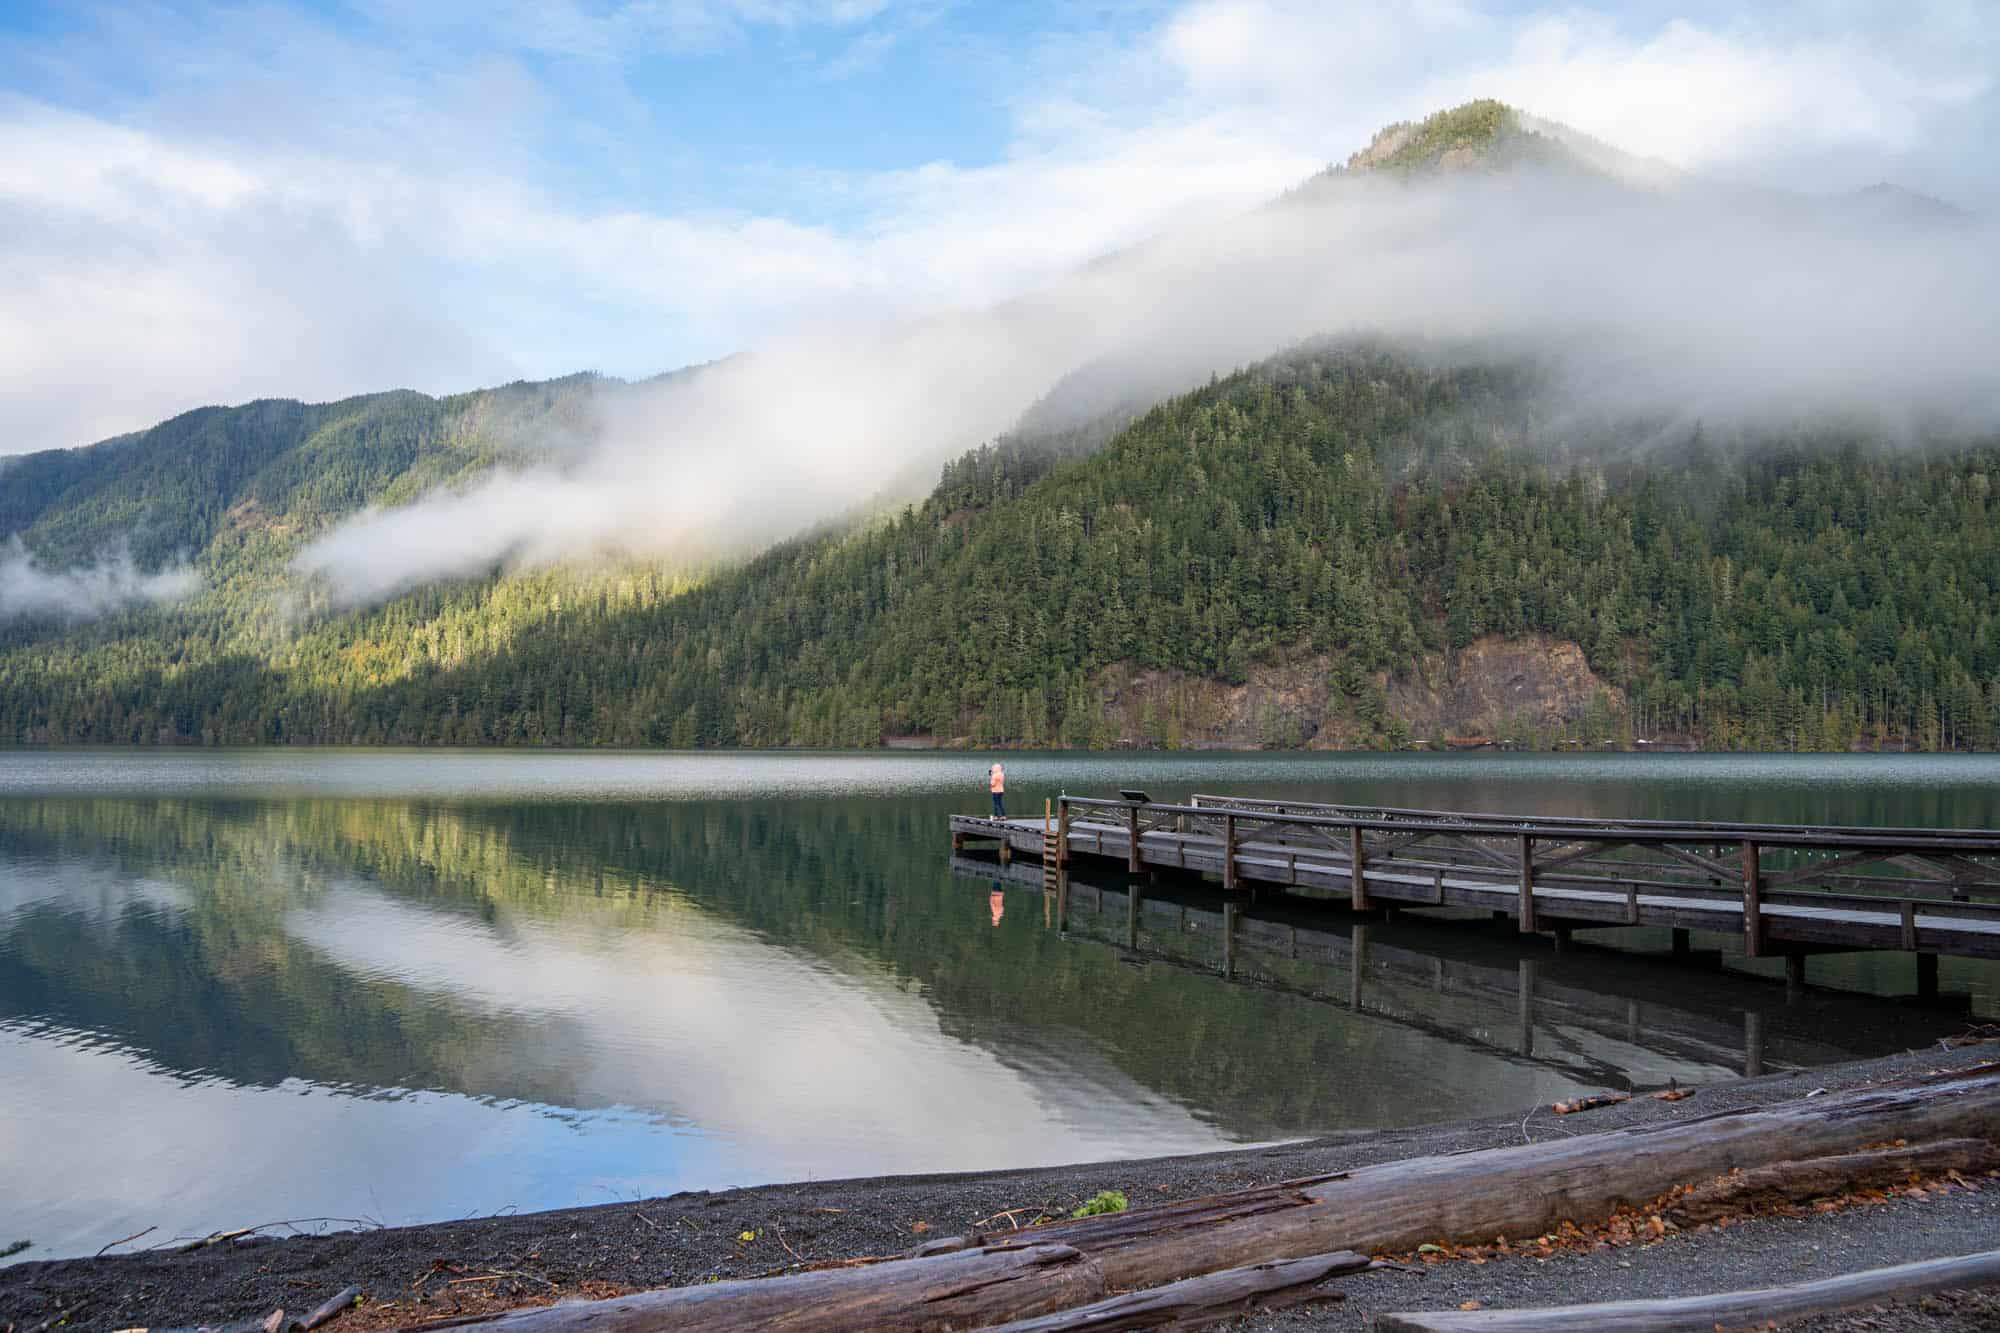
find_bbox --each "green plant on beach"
[1071,1190,1127,1218]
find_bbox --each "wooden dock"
[950,793,2000,975]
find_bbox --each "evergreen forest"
[4,344,1998,753]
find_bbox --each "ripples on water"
[1,750,1996,1261]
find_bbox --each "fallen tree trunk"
[393,1242,1102,1333]
[402,1065,2000,1332]
[1372,1247,2000,1330]
[976,1064,2000,1292]
[1667,1136,2000,1224]
[983,1250,1368,1332]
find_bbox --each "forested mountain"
[3,103,1995,752]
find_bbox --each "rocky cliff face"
[1087,634,1622,749]
[1387,636,1625,743]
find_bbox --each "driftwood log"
[1372,1247,2000,1330]
[945,1064,2000,1292]
[391,1242,1103,1332]
[985,1251,1369,1331]
[400,1066,2000,1332]
[1667,1136,2000,1223]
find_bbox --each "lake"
[4,749,1999,1262]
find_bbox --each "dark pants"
[991,792,1006,817]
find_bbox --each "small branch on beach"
[27,1301,87,1333]
[973,1206,1049,1231]
[447,1272,555,1291]
[183,1228,256,1252]
[297,1286,365,1332]
[171,1217,384,1252]
[95,1225,156,1257]
[1551,1094,1630,1115]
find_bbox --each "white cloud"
[0,539,199,621]
[0,0,1994,459]
[294,162,2000,605]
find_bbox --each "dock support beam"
[1350,825,1369,910]
[1127,804,1141,875]
[1919,951,1940,1000]
[1742,840,1763,958]
[1517,833,1536,933]
[1671,927,1691,957]
[1786,952,1806,999]
[1223,814,1237,892]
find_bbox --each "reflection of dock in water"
[949,852,1964,1091]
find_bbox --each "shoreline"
[10,1043,2000,1331]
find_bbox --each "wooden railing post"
[1128,803,1142,875]
[1223,813,1237,891]
[1518,833,1536,932]
[1743,840,1763,958]
[1350,824,1369,910]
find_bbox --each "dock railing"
[1052,794,2000,959]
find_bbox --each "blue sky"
[2,0,1995,452]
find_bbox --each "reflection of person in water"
[989,881,1005,927]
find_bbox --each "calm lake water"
[4,750,1999,1262]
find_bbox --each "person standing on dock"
[988,761,1006,818]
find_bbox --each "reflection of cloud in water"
[0,1023,695,1262]
[0,854,192,923]
[282,881,1236,1183]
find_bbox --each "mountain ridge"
[2,105,1993,753]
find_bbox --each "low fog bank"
[0,540,200,622]
[298,165,2000,607]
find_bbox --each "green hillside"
[3,342,1997,752]
[3,101,1996,753]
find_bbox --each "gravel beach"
[7,1044,2000,1331]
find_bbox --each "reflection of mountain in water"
[0,798,1237,1157]
[0,795,1970,1153]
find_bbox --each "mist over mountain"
[3,102,1997,753]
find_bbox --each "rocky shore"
[7,1044,2000,1332]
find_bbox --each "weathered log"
[408,1067,2000,1333]
[1667,1136,2000,1223]
[954,1065,2000,1291]
[1371,1246,2000,1330]
[390,1241,1103,1333]
[985,1250,1368,1331]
